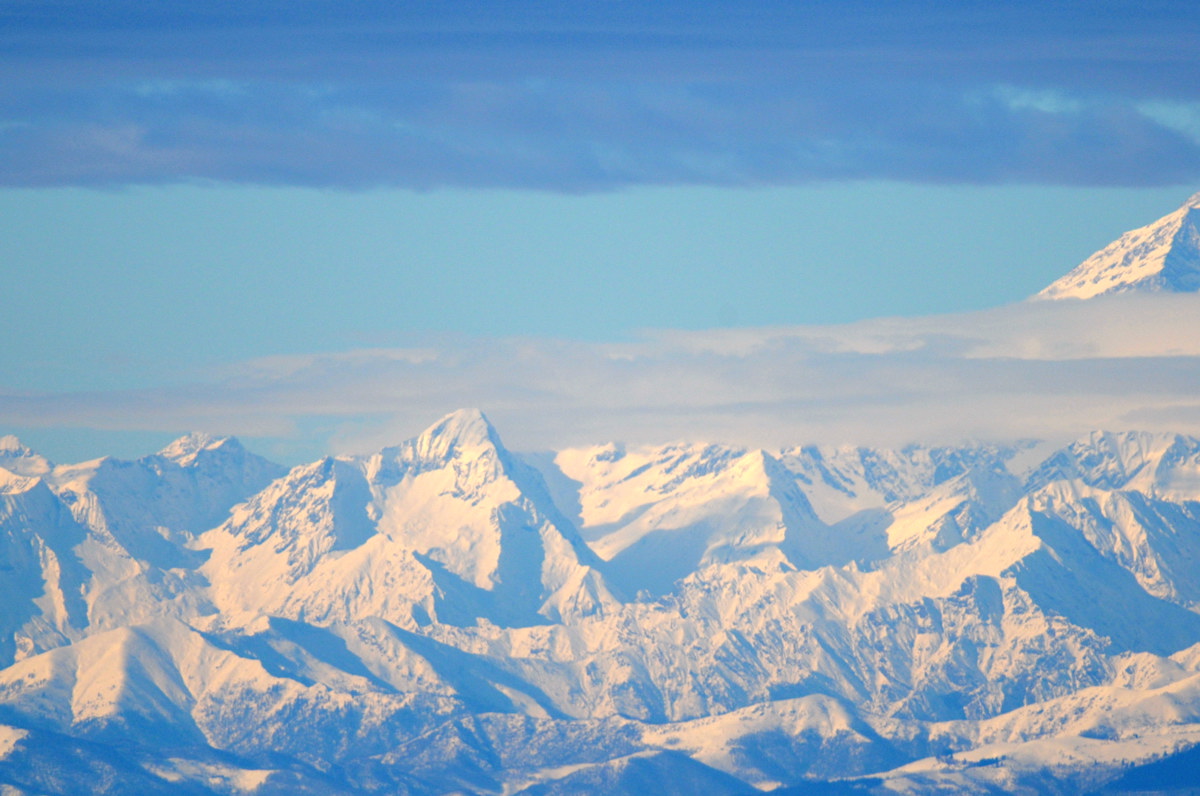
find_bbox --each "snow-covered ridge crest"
[1035,190,1200,300]
[1025,429,1200,500]
[0,467,39,495]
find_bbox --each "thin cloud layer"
[3,1,1199,188]
[6,294,1200,460]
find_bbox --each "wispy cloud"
[3,2,1199,189]
[6,294,1200,459]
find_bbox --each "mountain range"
[3,194,1200,794]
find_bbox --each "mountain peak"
[413,409,502,460]
[158,432,241,465]
[0,435,52,476]
[1034,191,1200,300]
[0,435,30,454]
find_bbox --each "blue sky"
[3,1,1199,462]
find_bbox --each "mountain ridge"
[3,418,1200,792]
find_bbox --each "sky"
[3,1,1200,463]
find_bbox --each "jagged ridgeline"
[4,193,1200,793]
[4,416,1200,794]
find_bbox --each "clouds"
[3,1,1199,189]
[7,293,1200,461]
[6,4,1199,464]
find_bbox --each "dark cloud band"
[3,1,1199,189]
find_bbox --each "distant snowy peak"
[0,435,52,478]
[210,456,374,568]
[157,432,239,465]
[412,408,500,461]
[1035,191,1200,300]
[365,408,510,487]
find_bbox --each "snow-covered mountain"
[1035,191,1200,300]
[0,435,52,478]
[200,409,615,630]
[6,194,1200,794]
[4,413,1200,794]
